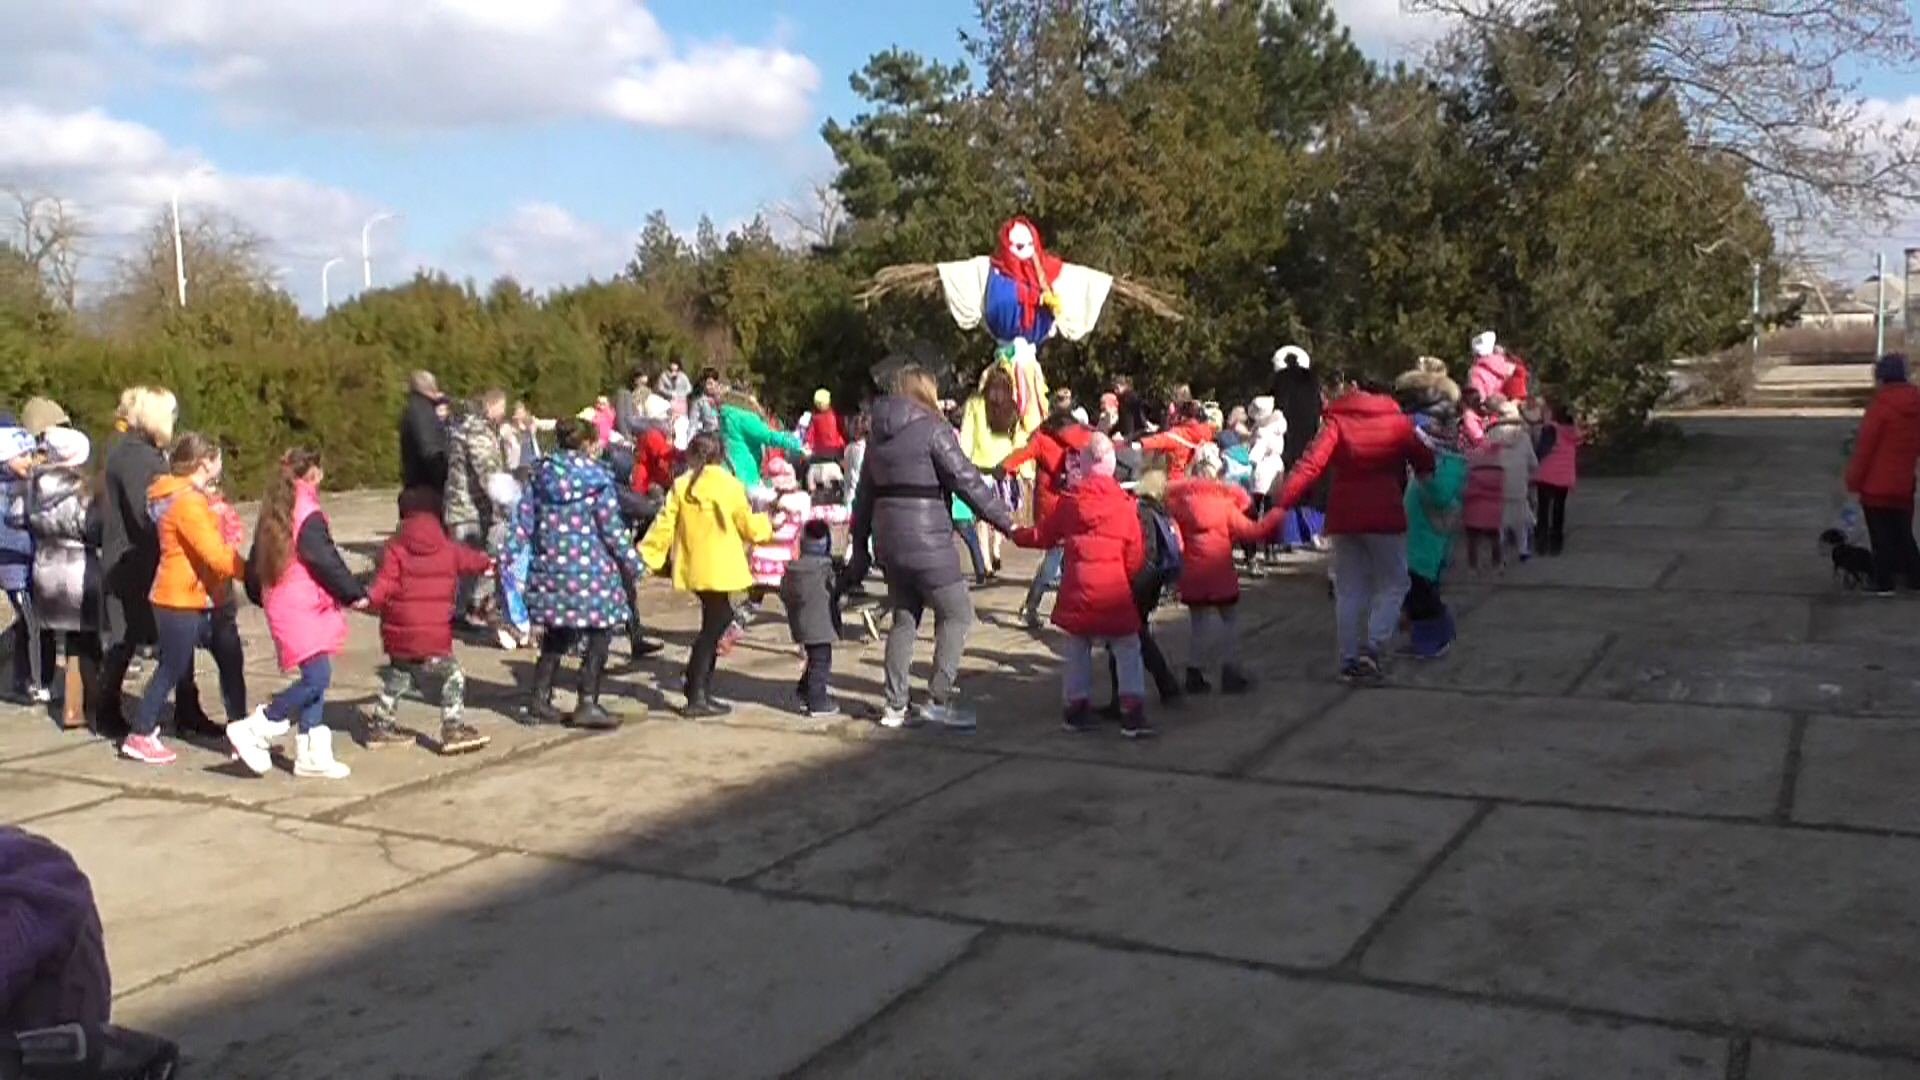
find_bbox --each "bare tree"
[3,187,86,313]
[767,179,847,250]
[100,206,275,335]
[1406,0,1920,243]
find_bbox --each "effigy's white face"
[1007,223,1036,261]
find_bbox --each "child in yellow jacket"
[640,433,771,717]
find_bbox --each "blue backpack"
[1140,502,1182,588]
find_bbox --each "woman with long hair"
[124,434,249,765]
[847,362,1013,729]
[228,449,368,779]
[640,432,773,716]
[505,416,646,729]
[960,365,1025,575]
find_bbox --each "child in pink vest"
[228,448,368,780]
[1532,398,1579,556]
[741,456,847,634]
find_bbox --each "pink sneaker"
[120,733,177,766]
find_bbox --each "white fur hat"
[1250,395,1277,423]
[1272,345,1311,371]
[643,394,671,422]
[41,426,89,467]
[1472,331,1497,357]
[0,427,32,464]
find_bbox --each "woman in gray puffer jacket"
[846,364,1013,730]
[26,429,101,729]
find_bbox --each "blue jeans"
[265,655,332,734]
[135,608,248,736]
[955,523,987,581]
[1023,547,1064,613]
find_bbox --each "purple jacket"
[0,828,110,1029]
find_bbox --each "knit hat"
[1877,353,1909,384]
[1083,432,1117,477]
[1472,331,1497,358]
[766,455,798,492]
[800,518,832,557]
[813,388,831,409]
[0,427,32,464]
[0,827,111,1030]
[19,397,69,437]
[41,426,89,467]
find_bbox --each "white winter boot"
[293,726,351,780]
[227,705,291,777]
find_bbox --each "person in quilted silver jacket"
[26,428,101,729]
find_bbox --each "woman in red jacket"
[1844,353,1920,594]
[362,487,495,753]
[999,405,1094,629]
[1010,434,1154,737]
[628,394,681,498]
[1137,400,1216,479]
[1278,374,1435,682]
[1167,444,1282,695]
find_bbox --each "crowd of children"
[0,332,1579,772]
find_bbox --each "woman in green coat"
[717,391,803,490]
[1402,412,1467,659]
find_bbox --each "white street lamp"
[361,212,399,290]
[321,257,345,310]
[169,165,214,308]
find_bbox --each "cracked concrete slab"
[1258,689,1789,817]
[1577,639,1920,715]
[799,935,1727,1080]
[1358,806,1920,1051]
[0,772,117,823]
[762,758,1475,967]
[27,796,473,991]
[113,853,978,1080]
[1792,717,1920,833]
[1747,1044,1920,1078]
[1386,628,1611,696]
[341,721,992,881]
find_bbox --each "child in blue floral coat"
[505,417,645,730]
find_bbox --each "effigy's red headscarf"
[990,217,1064,338]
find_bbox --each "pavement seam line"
[1560,630,1619,698]
[1724,1036,1752,1080]
[735,752,1011,886]
[775,928,998,1079]
[0,790,125,826]
[1651,551,1685,589]
[1334,801,1495,973]
[306,728,594,824]
[1220,686,1354,779]
[1773,714,1809,825]
[112,849,493,1000]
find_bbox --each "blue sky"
[2,0,1914,309]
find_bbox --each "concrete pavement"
[7,410,1919,1078]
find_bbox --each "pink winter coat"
[1469,352,1517,404]
[749,493,848,588]
[263,483,352,671]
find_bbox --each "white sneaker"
[27,686,52,705]
[293,726,351,780]
[226,706,287,777]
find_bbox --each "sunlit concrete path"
[7,409,1919,1078]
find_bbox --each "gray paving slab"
[800,935,1727,1080]
[28,796,474,991]
[113,853,978,1080]
[1489,549,1676,590]
[1793,717,1920,833]
[1747,1044,1920,1078]
[1359,806,1920,1051]
[1386,627,1611,696]
[1578,638,1920,715]
[18,703,580,818]
[1258,689,1789,816]
[1811,595,1920,644]
[762,758,1474,966]
[341,721,993,881]
[0,712,96,763]
[1575,499,1716,530]
[1459,586,1812,642]
[1662,546,1835,596]
[1714,498,1844,532]
[0,772,118,822]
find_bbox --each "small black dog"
[1819,528,1875,589]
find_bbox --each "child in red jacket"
[362,487,494,754]
[1011,433,1155,738]
[1167,444,1282,694]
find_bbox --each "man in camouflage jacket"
[445,388,508,625]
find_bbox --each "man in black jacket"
[399,371,448,492]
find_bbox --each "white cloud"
[24,0,818,140]
[0,103,385,307]
[462,203,634,291]
[1331,0,1449,51]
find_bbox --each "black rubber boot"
[568,633,621,731]
[1184,667,1213,695]
[682,661,731,719]
[520,648,565,726]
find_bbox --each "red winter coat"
[1280,391,1434,535]
[629,427,679,496]
[1138,420,1217,479]
[1845,381,1920,509]
[804,408,846,456]
[364,509,492,662]
[1011,473,1145,638]
[1003,420,1094,528]
[1166,478,1276,606]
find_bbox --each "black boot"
[682,661,731,719]
[1184,667,1213,695]
[568,634,622,731]
[520,648,565,726]
[170,679,226,741]
[626,613,663,659]
[1221,665,1253,694]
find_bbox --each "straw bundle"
[855,262,1183,322]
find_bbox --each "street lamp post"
[361,213,398,290]
[321,257,345,310]
[169,166,213,308]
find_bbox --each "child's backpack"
[1138,500,1183,596]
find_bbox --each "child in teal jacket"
[1403,413,1468,658]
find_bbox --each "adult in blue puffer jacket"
[1,424,53,702]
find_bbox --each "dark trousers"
[134,607,247,736]
[1403,572,1445,621]
[797,642,833,710]
[1863,505,1920,591]
[4,589,55,694]
[1109,587,1178,704]
[687,591,735,694]
[1535,483,1570,554]
[542,626,611,658]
